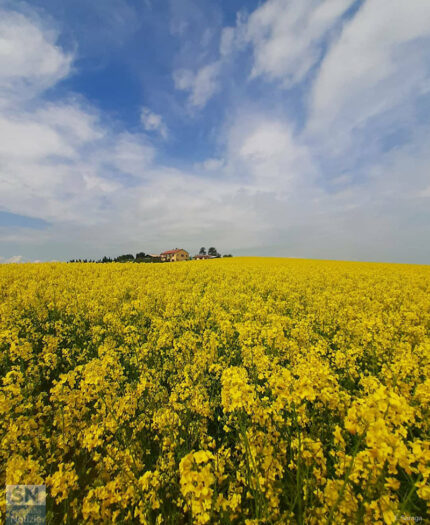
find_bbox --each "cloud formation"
[173,62,221,109]
[308,0,430,137]
[0,8,72,104]
[244,0,356,86]
[0,0,429,263]
[0,255,23,264]
[140,107,168,138]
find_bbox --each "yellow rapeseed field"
[1,257,429,524]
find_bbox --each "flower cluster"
[1,257,429,523]
[179,450,215,524]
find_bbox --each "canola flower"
[0,257,429,524]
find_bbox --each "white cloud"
[36,103,104,144]
[239,122,297,162]
[232,0,355,86]
[308,0,430,138]
[111,133,155,175]
[0,8,157,228]
[140,107,168,138]
[171,0,352,107]
[196,158,225,171]
[0,255,23,263]
[0,9,72,105]
[0,115,74,160]
[173,61,221,108]
[0,100,102,163]
[227,116,316,193]
[219,26,236,57]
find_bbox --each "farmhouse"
[193,254,215,260]
[160,249,189,262]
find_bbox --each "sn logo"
[6,485,46,506]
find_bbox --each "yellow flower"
[179,450,215,524]
[1,257,429,523]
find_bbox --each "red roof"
[160,249,186,255]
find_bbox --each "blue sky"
[0,0,430,263]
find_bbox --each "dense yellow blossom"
[179,450,215,524]
[1,257,429,523]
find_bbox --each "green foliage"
[115,254,135,263]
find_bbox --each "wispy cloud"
[243,0,356,86]
[0,8,72,105]
[173,61,221,109]
[308,0,430,138]
[140,107,168,138]
[0,255,23,263]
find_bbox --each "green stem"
[326,429,366,525]
[393,474,423,524]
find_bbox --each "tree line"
[69,247,232,263]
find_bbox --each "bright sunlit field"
[1,258,429,524]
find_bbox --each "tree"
[208,247,220,257]
[115,254,135,262]
[199,247,206,255]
